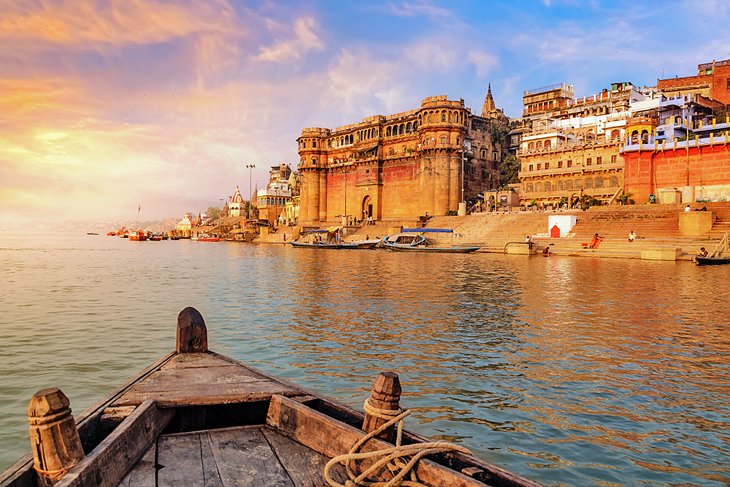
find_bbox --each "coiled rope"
[324,398,471,487]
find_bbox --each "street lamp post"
[245,164,255,219]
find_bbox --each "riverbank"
[256,202,730,261]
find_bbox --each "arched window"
[611,129,620,141]
[536,182,543,192]
[313,140,317,148]
[528,142,535,151]
[565,180,573,190]
[575,179,583,189]
[544,140,551,149]
[641,130,649,143]
[312,158,317,165]
[440,135,447,145]
[387,127,392,137]
[595,177,604,188]
[406,122,412,133]
[399,124,405,135]
[557,180,564,190]
[526,183,534,192]
[585,178,593,189]
[413,121,418,130]
[610,176,619,187]
[544,181,552,191]
[537,141,543,149]
[441,111,446,122]
[481,149,487,159]
[427,113,432,123]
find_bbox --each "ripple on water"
[0,235,728,486]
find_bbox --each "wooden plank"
[118,443,156,487]
[266,395,487,487]
[207,427,294,487]
[112,362,297,407]
[157,433,208,487]
[261,427,348,487]
[55,401,174,487]
[200,431,225,487]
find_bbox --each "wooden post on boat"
[362,371,402,443]
[27,388,84,486]
[176,306,208,353]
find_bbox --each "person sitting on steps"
[589,233,602,249]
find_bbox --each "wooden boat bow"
[0,308,542,487]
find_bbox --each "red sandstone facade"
[297,93,507,225]
[658,59,730,105]
[622,136,730,204]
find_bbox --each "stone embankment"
[257,202,730,261]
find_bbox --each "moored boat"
[0,308,541,487]
[291,227,379,249]
[384,229,480,253]
[694,256,730,265]
[128,230,147,241]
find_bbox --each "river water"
[0,232,728,486]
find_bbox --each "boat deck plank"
[111,353,299,407]
[118,444,156,487]
[121,426,341,487]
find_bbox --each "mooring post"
[27,388,84,486]
[362,371,402,443]
[176,307,208,353]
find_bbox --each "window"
[567,159,573,168]
[727,78,730,89]
[558,161,563,168]
[596,178,604,188]
[596,156,602,165]
[611,155,617,164]
[537,163,542,170]
[585,178,593,189]
[529,164,534,171]
[544,181,552,191]
[586,157,592,166]
[440,136,447,145]
[545,162,550,170]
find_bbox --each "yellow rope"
[324,399,471,487]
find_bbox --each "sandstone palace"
[296,87,508,225]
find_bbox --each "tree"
[499,154,520,187]
[206,206,221,221]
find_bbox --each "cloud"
[256,17,324,62]
[385,1,456,21]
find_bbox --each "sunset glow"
[1,0,728,229]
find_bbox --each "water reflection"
[0,234,728,486]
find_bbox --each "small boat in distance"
[694,233,730,265]
[197,234,220,242]
[384,229,480,253]
[128,230,147,241]
[291,227,380,249]
[86,232,98,236]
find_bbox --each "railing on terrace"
[622,132,730,151]
[698,59,730,70]
[523,83,573,96]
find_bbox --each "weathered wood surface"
[55,401,173,487]
[111,353,299,407]
[122,425,342,487]
[267,394,487,487]
[176,307,209,353]
[362,371,402,442]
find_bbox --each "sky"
[1,0,730,229]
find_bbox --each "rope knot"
[323,400,471,487]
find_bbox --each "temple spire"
[481,83,496,118]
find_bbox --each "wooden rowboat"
[0,308,541,487]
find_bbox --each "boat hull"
[695,256,730,265]
[385,245,480,253]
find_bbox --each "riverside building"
[296,87,508,225]
[516,82,660,208]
